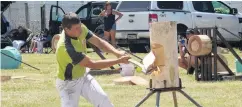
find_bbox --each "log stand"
[135,78,202,107]
[194,27,242,81]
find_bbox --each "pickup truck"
[116,1,242,53]
[49,1,118,36]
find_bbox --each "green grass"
[1,49,242,107]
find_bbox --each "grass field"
[1,49,242,107]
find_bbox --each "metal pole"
[56,1,59,14]
[172,91,178,107]
[156,92,161,107]
[178,90,202,107]
[135,91,155,107]
[24,3,30,29]
[1,52,40,70]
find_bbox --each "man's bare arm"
[80,55,130,69]
[88,34,125,57]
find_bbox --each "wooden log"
[187,35,212,56]
[150,21,179,88]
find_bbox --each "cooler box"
[235,58,242,73]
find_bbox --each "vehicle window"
[157,1,183,10]
[77,8,88,19]
[51,7,65,21]
[118,1,150,11]
[192,1,214,13]
[211,1,231,14]
[91,5,103,17]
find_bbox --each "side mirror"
[232,8,238,15]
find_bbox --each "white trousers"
[12,40,25,50]
[56,70,113,107]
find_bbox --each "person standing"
[99,2,123,46]
[56,12,130,107]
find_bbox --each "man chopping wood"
[55,12,130,107]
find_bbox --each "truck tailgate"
[155,11,192,25]
[117,12,149,31]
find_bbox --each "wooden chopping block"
[113,76,148,85]
[187,35,212,56]
[149,21,179,88]
[1,76,11,82]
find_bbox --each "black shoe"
[187,67,195,75]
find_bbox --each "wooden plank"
[201,57,204,81]
[217,55,234,75]
[150,22,179,88]
[204,56,208,81]
[216,30,242,66]
[113,76,148,86]
[208,54,212,80]
[11,76,26,79]
[195,56,199,81]
[213,28,218,80]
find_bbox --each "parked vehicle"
[1,1,14,49]
[49,1,119,36]
[116,1,242,53]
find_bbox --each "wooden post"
[150,22,179,88]
[25,3,30,29]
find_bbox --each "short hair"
[186,29,200,35]
[62,12,80,29]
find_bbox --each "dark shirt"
[104,10,115,31]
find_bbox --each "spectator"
[29,29,51,53]
[178,29,200,74]
[12,26,28,51]
[99,1,123,46]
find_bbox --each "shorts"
[104,24,116,32]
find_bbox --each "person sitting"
[12,26,28,51]
[29,29,51,53]
[178,29,200,74]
